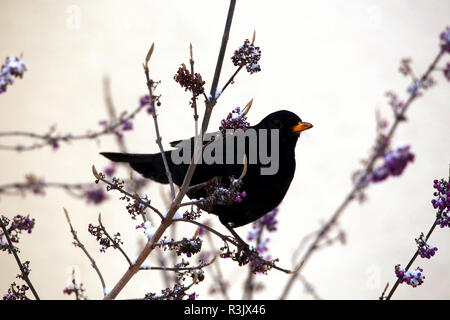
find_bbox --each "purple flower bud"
[121,120,133,131]
[140,95,150,107]
[440,26,450,53]
[84,188,106,205]
[0,56,27,95]
[104,166,116,176]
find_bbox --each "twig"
[144,44,176,200]
[384,217,438,300]
[220,65,243,95]
[139,256,216,271]
[172,218,238,247]
[103,76,128,154]
[63,208,107,296]
[379,282,389,300]
[0,215,40,300]
[173,218,297,274]
[93,167,164,220]
[209,0,236,102]
[189,43,200,138]
[0,103,145,152]
[98,213,133,266]
[0,181,91,195]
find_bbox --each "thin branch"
[63,208,106,296]
[98,213,133,266]
[189,43,200,138]
[220,65,243,95]
[0,103,145,152]
[384,217,438,300]
[103,76,128,154]
[144,44,176,200]
[0,215,40,300]
[93,167,164,220]
[379,282,390,300]
[173,218,297,274]
[209,0,236,101]
[139,256,216,271]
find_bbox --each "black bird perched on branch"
[100,110,312,229]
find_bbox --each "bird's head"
[257,110,313,144]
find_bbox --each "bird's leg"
[224,223,252,265]
[224,223,246,246]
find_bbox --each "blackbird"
[100,110,312,229]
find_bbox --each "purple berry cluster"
[200,177,247,211]
[432,178,450,228]
[209,185,246,206]
[440,26,450,53]
[174,65,205,98]
[88,224,122,253]
[1,215,35,250]
[395,265,425,287]
[257,207,279,232]
[104,165,116,177]
[235,191,247,203]
[126,197,150,220]
[84,188,106,205]
[140,94,151,109]
[248,208,279,242]
[441,26,450,81]
[177,237,203,258]
[150,236,202,258]
[219,107,250,135]
[248,255,270,274]
[9,215,35,235]
[231,39,261,74]
[3,215,36,244]
[98,118,134,140]
[2,282,29,300]
[144,283,195,300]
[121,120,133,131]
[370,144,415,183]
[0,56,26,94]
[415,233,438,259]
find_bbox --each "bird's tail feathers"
[100,152,169,184]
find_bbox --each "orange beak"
[290,121,313,133]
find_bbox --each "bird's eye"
[274,119,283,129]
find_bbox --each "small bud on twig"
[92,165,100,180]
[145,43,155,65]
